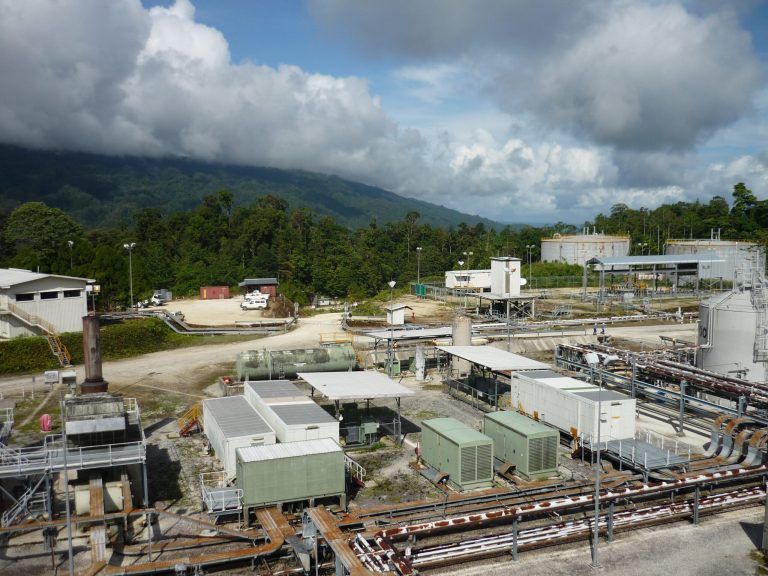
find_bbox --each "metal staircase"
[178,402,202,436]
[1,475,49,527]
[6,302,71,366]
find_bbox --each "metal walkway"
[0,439,145,478]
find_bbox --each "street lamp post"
[458,259,465,309]
[388,280,396,378]
[416,247,422,286]
[67,240,74,271]
[526,245,536,288]
[462,252,473,309]
[585,352,602,568]
[637,242,648,256]
[123,242,136,309]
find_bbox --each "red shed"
[200,286,230,300]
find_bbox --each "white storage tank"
[510,370,636,442]
[244,381,339,443]
[541,231,630,265]
[451,314,472,376]
[697,288,768,382]
[202,396,276,480]
[666,239,764,282]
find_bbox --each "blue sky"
[1,0,767,224]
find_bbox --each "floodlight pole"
[123,242,136,309]
[67,240,74,271]
[416,247,422,286]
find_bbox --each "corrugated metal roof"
[365,327,453,341]
[238,278,278,286]
[271,403,337,425]
[573,390,631,402]
[203,396,272,437]
[485,410,557,436]
[436,346,550,371]
[422,417,491,444]
[0,268,94,289]
[246,380,303,399]
[238,437,341,462]
[587,253,724,267]
[517,370,562,379]
[299,371,415,400]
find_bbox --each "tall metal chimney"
[81,315,108,394]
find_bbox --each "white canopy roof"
[435,345,550,371]
[298,371,415,401]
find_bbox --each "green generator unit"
[483,411,558,481]
[420,417,494,491]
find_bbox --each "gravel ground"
[440,507,765,576]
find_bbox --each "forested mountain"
[0,145,500,229]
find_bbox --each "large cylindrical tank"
[540,232,630,265]
[452,314,472,376]
[666,239,764,282]
[236,343,357,381]
[697,288,767,382]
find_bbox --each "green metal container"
[236,438,345,508]
[483,411,558,481]
[420,417,494,491]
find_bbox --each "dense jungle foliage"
[0,163,761,309]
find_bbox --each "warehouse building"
[0,268,93,338]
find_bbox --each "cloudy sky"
[1,0,767,223]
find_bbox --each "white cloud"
[0,0,764,224]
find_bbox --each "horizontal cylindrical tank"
[236,343,357,381]
[697,288,767,382]
[541,233,630,265]
[666,240,764,282]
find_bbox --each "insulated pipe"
[81,315,107,393]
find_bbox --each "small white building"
[386,303,412,326]
[490,257,522,297]
[0,268,93,338]
[445,269,492,291]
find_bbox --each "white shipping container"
[244,381,340,443]
[202,396,276,480]
[510,371,635,442]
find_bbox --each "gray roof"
[573,390,632,403]
[271,403,337,425]
[246,380,302,399]
[203,396,272,437]
[0,268,95,289]
[518,370,563,379]
[238,438,341,463]
[238,277,278,286]
[435,346,550,371]
[587,253,725,267]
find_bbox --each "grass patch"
[0,318,264,375]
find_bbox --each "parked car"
[241,299,267,310]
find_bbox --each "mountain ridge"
[0,145,506,229]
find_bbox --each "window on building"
[15,293,34,302]
[40,291,59,300]
[63,290,81,298]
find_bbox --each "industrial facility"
[3,252,768,576]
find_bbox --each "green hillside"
[0,145,501,229]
